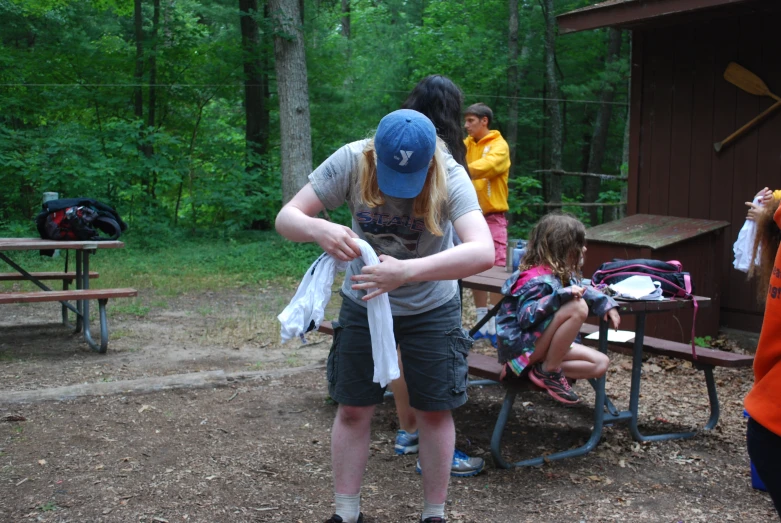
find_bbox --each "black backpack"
[35,198,128,242]
[591,258,693,298]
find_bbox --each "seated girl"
[495,212,620,404]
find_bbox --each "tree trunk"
[542,0,562,204]
[619,32,631,220]
[341,0,350,39]
[270,0,313,204]
[133,0,144,120]
[144,0,160,194]
[506,0,519,176]
[240,0,269,162]
[584,27,622,225]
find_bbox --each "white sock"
[334,492,360,523]
[487,316,496,336]
[421,500,446,521]
[476,307,488,333]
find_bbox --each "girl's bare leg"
[527,299,589,372]
[559,343,610,379]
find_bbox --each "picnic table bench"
[0,238,137,353]
[0,271,99,282]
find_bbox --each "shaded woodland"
[0,0,630,237]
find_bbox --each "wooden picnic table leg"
[627,312,698,442]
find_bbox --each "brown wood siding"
[629,8,781,332]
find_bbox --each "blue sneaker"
[415,449,484,477]
[395,429,419,455]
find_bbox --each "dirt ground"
[0,286,777,522]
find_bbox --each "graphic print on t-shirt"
[355,210,424,260]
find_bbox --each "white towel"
[277,238,399,387]
[733,196,762,273]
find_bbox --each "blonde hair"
[519,212,587,284]
[354,138,449,236]
[749,199,781,304]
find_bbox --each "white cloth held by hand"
[733,196,762,273]
[276,238,399,387]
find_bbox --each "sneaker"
[421,518,446,523]
[415,449,485,477]
[394,429,419,455]
[325,514,363,523]
[528,363,580,404]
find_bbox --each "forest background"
[0,0,630,246]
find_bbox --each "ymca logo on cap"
[397,150,414,166]
[374,109,437,199]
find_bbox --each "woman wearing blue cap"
[275,109,494,523]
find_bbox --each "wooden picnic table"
[0,237,137,353]
[460,266,723,469]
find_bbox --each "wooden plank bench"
[578,322,753,436]
[0,271,101,325]
[0,288,137,304]
[0,271,99,282]
[0,288,138,353]
[578,322,754,368]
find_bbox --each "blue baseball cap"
[374,109,437,199]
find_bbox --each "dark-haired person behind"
[388,75,486,479]
[745,197,781,517]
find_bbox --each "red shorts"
[485,212,508,267]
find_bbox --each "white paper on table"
[608,275,664,300]
[584,329,636,343]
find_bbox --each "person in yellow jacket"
[464,102,511,345]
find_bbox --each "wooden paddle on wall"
[724,62,781,102]
[714,62,781,152]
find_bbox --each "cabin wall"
[628,11,781,332]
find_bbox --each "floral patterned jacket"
[495,267,618,363]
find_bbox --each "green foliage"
[1,0,630,242]
[694,336,713,348]
[508,175,544,239]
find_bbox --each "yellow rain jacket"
[464,130,511,214]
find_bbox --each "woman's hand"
[350,254,410,300]
[746,201,762,221]
[604,308,621,330]
[755,187,774,205]
[314,220,361,262]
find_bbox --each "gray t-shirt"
[309,139,481,316]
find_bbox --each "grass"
[196,306,213,316]
[110,300,150,317]
[0,229,321,297]
[111,328,133,340]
